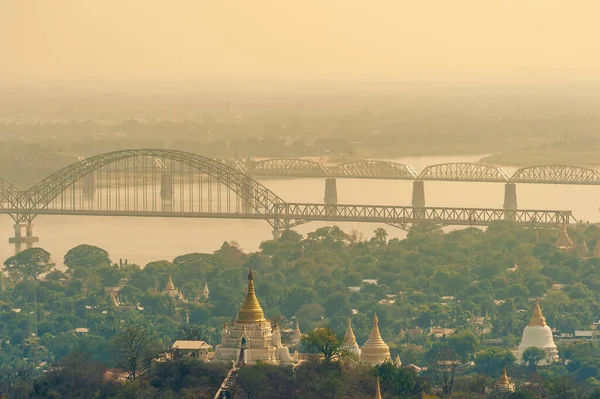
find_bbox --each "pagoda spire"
[344,317,358,345]
[375,377,382,399]
[165,274,175,291]
[555,223,574,250]
[528,299,547,327]
[236,267,266,323]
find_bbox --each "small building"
[362,279,378,285]
[170,340,212,361]
[74,328,89,336]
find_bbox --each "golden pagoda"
[215,268,294,365]
[343,318,361,356]
[236,268,266,323]
[164,274,177,297]
[375,377,382,399]
[517,299,558,365]
[394,353,402,367]
[555,224,574,250]
[290,320,303,346]
[360,313,391,366]
[495,367,515,392]
[203,281,210,300]
[576,241,590,257]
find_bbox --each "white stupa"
[342,318,361,357]
[517,299,558,365]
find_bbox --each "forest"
[3,222,600,398]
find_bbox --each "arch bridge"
[0,150,574,245]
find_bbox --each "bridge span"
[0,149,574,245]
[244,159,600,211]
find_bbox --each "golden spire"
[528,299,547,327]
[165,274,175,291]
[295,319,301,333]
[344,317,358,345]
[365,313,386,345]
[499,366,509,385]
[236,268,266,323]
[375,377,382,399]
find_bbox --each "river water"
[1,154,598,267]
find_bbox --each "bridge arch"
[249,158,330,177]
[511,165,600,185]
[21,149,286,215]
[333,160,418,179]
[418,163,510,182]
[0,177,19,208]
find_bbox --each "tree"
[63,244,111,269]
[41,351,107,398]
[111,326,160,380]
[301,328,347,362]
[3,248,54,281]
[522,347,546,370]
[473,347,516,377]
[429,345,461,396]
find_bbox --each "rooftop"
[171,340,212,350]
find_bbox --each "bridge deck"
[1,204,573,227]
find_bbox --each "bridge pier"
[503,183,517,221]
[503,183,517,210]
[324,177,338,216]
[83,172,96,197]
[241,175,254,214]
[8,223,39,244]
[412,180,425,219]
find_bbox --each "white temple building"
[215,268,294,365]
[517,299,559,365]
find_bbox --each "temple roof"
[555,224,574,250]
[344,318,358,345]
[528,299,547,327]
[236,268,266,323]
[165,274,175,291]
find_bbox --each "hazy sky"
[1,1,598,88]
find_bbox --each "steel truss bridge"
[244,158,600,185]
[0,150,574,243]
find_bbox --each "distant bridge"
[0,149,573,244]
[246,158,600,185]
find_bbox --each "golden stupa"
[375,377,382,399]
[237,268,266,323]
[555,224,574,250]
[360,313,391,366]
[165,274,175,291]
[496,367,514,392]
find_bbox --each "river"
[1,154,598,267]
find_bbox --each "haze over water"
[1,154,597,268]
